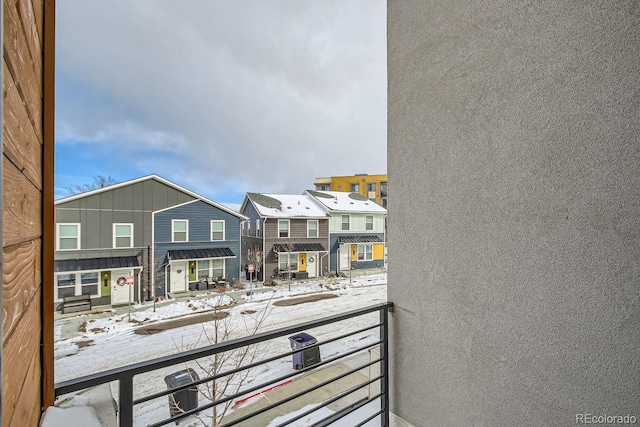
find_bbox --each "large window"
[365,215,374,231]
[367,182,376,192]
[57,223,80,250]
[307,220,318,238]
[172,219,188,242]
[279,253,298,271]
[113,223,133,248]
[197,259,226,280]
[358,244,373,261]
[350,183,359,192]
[56,274,76,299]
[81,272,99,295]
[211,220,225,241]
[341,215,350,231]
[278,219,290,238]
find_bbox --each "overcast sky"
[55,1,387,208]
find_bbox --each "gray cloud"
[56,0,387,200]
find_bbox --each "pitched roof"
[55,174,247,219]
[305,190,387,213]
[246,193,328,218]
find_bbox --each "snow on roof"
[249,193,328,218]
[306,191,387,213]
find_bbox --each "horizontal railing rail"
[55,302,393,427]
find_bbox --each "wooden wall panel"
[2,239,41,340]
[3,61,43,186]
[2,0,43,141]
[7,350,41,427]
[1,289,41,427]
[2,156,42,246]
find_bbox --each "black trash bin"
[289,332,321,370]
[164,368,199,423]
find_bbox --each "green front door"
[101,271,111,296]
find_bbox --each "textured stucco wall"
[387,1,640,426]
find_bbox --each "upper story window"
[317,184,331,191]
[341,215,350,231]
[113,223,133,248]
[172,219,188,242]
[365,215,374,231]
[307,220,318,238]
[57,223,80,250]
[211,220,225,241]
[256,219,261,237]
[278,219,290,238]
[350,183,359,192]
[380,182,388,196]
[367,183,376,192]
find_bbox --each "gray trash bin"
[289,332,321,370]
[164,368,199,423]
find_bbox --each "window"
[367,183,376,192]
[211,220,225,241]
[350,183,359,192]
[56,274,76,299]
[358,244,373,261]
[382,199,387,208]
[197,259,225,279]
[365,215,374,231]
[341,215,350,231]
[197,260,209,280]
[307,220,318,238]
[256,219,261,237]
[317,184,331,191]
[279,253,298,271]
[278,219,289,238]
[172,219,188,242]
[380,182,388,196]
[57,223,80,250]
[80,272,99,295]
[113,223,133,248]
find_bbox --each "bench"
[61,294,92,314]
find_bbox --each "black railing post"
[380,305,390,426]
[119,375,134,427]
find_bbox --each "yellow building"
[314,174,388,208]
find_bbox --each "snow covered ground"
[54,272,388,426]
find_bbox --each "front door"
[298,253,307,272]
[111,270,132,305]
[170,261,188,293]
[306,252,317,278]
[101,271,111,297]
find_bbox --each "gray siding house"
[54,175,246,307]
[240,193,330,280]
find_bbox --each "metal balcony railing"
[55,302,393,427]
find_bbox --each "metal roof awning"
[168,247,235,260]
[338,235,384,244]
[54,256,140,273]
[273,243,327,253]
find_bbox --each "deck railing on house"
[55,302,393,427]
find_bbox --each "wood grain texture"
[41,0,56,409]
[3,60,43,187]
[2,239,41,341]
[30,0,44,50]
[17,0,43,75]
[2,289,41,427]
[2,156,42,247]
[3,0,43,141]
[7,351,41,427]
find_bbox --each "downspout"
[137,267,143,304]
[320,251,329,277]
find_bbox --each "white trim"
[210,220,225,241]
[365,215,374,231]
[278,219,290,238]
[55,174,248,220]
[307,219,319,238]
[113,223,134,248]
[56,223,81,251]
[171,219,189,242]
[341,214,351,231]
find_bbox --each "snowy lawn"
[54,273,388,426]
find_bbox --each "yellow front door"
[298,253,307,272]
